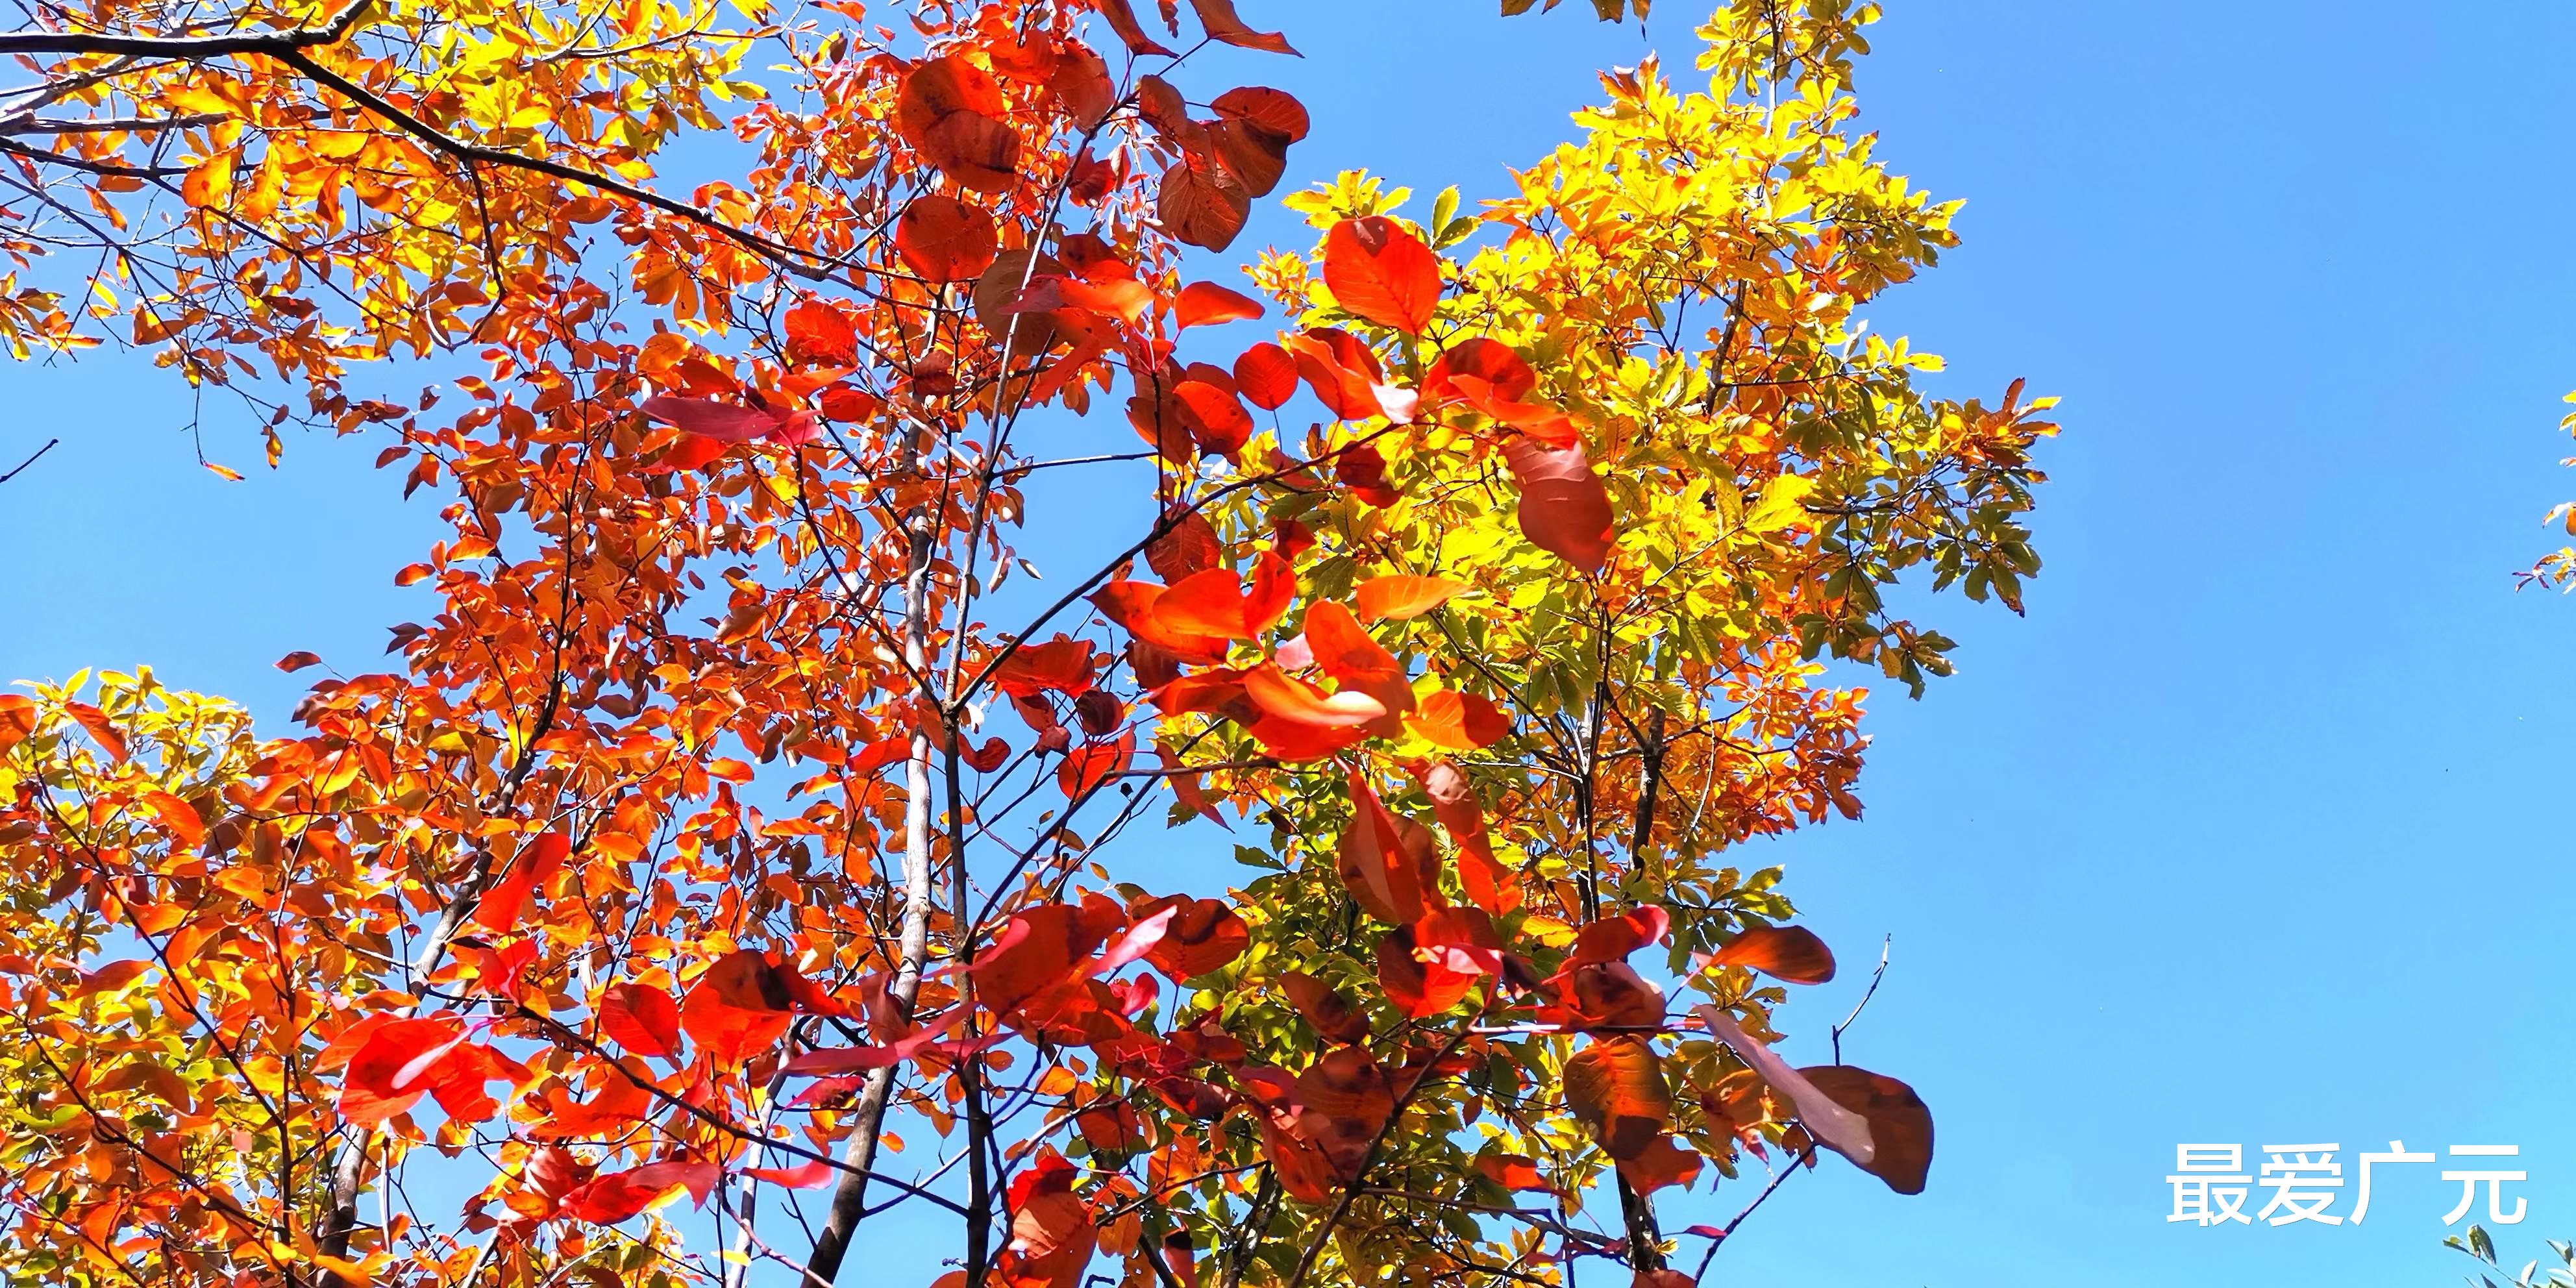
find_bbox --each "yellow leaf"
[1746,474,1817,534]
[180,149,236,209]
[202,461,243,482]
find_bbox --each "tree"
[0,2,2060,1287]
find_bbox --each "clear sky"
[5,2,2574,1284]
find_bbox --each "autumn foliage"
[0,2,2059,1287]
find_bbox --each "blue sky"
[6,1,2575,1284]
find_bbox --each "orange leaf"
[1302,600,1409,721]
[1571,906,1670,965]
[140,790,204,850]
[1405,689,1509,750]
[1712,924,1836,985]
[1090,579,1230,664]
[1243,663,1384,729]
[1352,575,1467,623]
[1563,1037,1670,1161]
[1176,281,1266,329]
[0,695,32,753]
[1324,217,1439,334]
[469,832,568,934]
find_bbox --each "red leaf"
[896,56,1020,193]
[1411,760,1511,914]
[337,1015,469,1128]
[1152,552,1289,640]
[1210,86,1311,142]
[469,831,568,934]
[1174,374,1254,454]
[1002,1148,1097,1288]
[1352,575,1467,623]
[1133,896,1249,979]
[640,395,784,443]
[896,194,1000,283]
[1295,1046,1393,1178]
[565,1160,719,1225]
[818,383,881,423]
[1281,328,1413,423]
[1502,435,1615,571]
[1145,508,1225,582]
[1423,337,1535,403]
[1089,0,1175,55]
[1571,906,1670,965]
[1333,769,1433,923]
[1376,921,1481,1018]
[597,984,682,1061]
[1091,580,1230,664]
[1698,1006,1924,1189]
[1281,971,1372,1045]
[679,952,795,1069]
[784,298,858,366]
[974,899,1122,1020]
[1176,281,1266,329]
[1797,1065,1935,1195]
[1187,0,1297,54]
[1333,440,1400,508]
[275,650,323,672]
[1712,924,1837,985]
[1158,165,1250,252]
[781,1015,961,1075]
[1046,42,1117,129]
[989,636,1098,699]
[974,249,1068,355]
[1056,729,1135,800]
[745,1161,836,1190]
[1476,1153,1554,1193]
[1324,217,1439,334]
[1554,960,1666,1032]
[1616,1134,1704,1195]
[1233,341,1298,409]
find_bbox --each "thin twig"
[0,436,56,482]
[1828,934,1890,1065]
